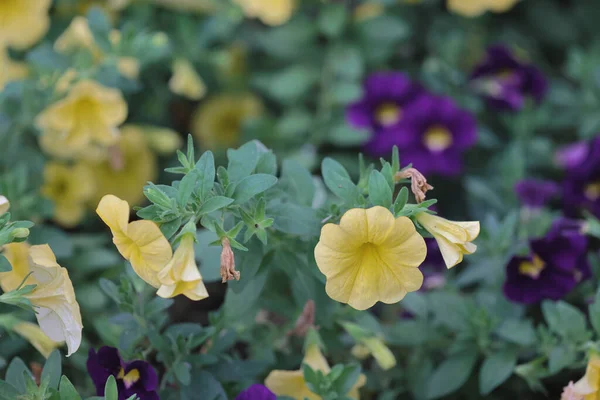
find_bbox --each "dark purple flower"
[235,384,276,400]
[87,347,159,400]
[562,137,600,218]
[555,141,590,170]
[470,45,547,111]
[514,179,559,208]
[503,218,590,304]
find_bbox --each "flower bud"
[11,228,29,240]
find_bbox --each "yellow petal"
[303,344,330,373]
[455,221,480,241]
[96,195,130,235]
[126,221,173,287]
[0,242,33,292]
[12,321,61,359]
[364,206,396,244]
[264,370,318,400]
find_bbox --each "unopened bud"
[11,228,29,240]
[0,196,9,214]
[220,238,239,283]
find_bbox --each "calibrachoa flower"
[415,212,480,269]
[447,0,519,17]
[346,72,424,155]
[0,0,51,49]
[42,162,95,227]
[233,0,295,26]
[11,321,61,359]
[470,45,547,111]
[169,58,207,100]
[514,179,559,209]
[36,80,127,159]
[563,137,600,218]
[503,218,590,304]
[314,206,426,310]
[236,384,276,400]
[0,244,83,356]
[570,352,600,400]
[387,95,477,176]
[556,141,590,170]
[265,344,366,399]
[87,346,159,400]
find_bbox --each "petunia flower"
[233,0,295,26]
[36,80,127,159]
[0,244,83,356]
[503,218,590,304]
[570,353,600,400]
[96,195,173,288]
[265,344,366,400]
[156,233,209,301]
[415,212,480,269]
[514,179,559,209]
[562,136,600,218]
[0,47,29,91]
[42,162,95,228]
[470,45,547,111]
[314,206,427,310]
[169,58,207,100]
[11,321,61,359]
[236,384,276,400]
[87,346,159,400]
[0,0,51,50]
[447,0,519,17]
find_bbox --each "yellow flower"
[0,47,28,91]
[36,80,127,159]
[447,0,519,17]
[169,59,207,100]
[42,162,95,228]
[138,125,183,155]
[361,337,396,370]
[85,126,157,206]
[0,243,31,292]
[414,212,480,269]
[96,195,172,288]
[265,344,366,400]
[12,321,61,359]
[0,195,9,214]
[191,93,263,150]
[573,353,600,400]
[353,2,384,22]
[314,207,427,310]
[157,233,208,300]
[234,0,295,26]
[0,0,51,49]
[54,17,99,56]
[117,57,140,80]
[1,244,83,356]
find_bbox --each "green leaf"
[368,170,392,208]
[0,381,20,400]
[160,217,182,240]
[104,375,118,400]
[174,362,191,386]
[322,158,360,203]
[281,159,315,207]
[358,15,410,43]
[479,351,517,395]
[198,196,234,215]
[227,142,259,182]
[28,225,73,258]
[258,65,319,103]
[318,3,347,37]
[177,171,198,208]
[542,301,589,342]
[99,278,120,304]
[0,255,11,273]
[41,350,62,390]
[5,358,31,393]
[427,350,478,399]
[195,151,215,199]
[393,187,409,215]
[548,345,576,374]
[269,201,321,236]
[495,318,536,346]
[589,286,600,336]
[232,174,278,204]
[327,124,370,146]
[59,376,81,400]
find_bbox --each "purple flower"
[562,137,600,218]
[503,218,590,304]
[555,141,590,170]
[514,179,559,208]
[87,347,159,400]
[420,239,447,290]
[470,45,547,111]
[235,384,276,400]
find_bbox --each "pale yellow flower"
[36,80,127,159]
[0,195,9,214]
[12,321,61,359]
[157,233,208,300]
[191,93,263,150]
[1,245,83,356]
[0,242,31,292]
[314,207,427,310]
[0,47,28,91]
[138,125,183,155]
[96,195,172,288]
[85,126,157,206]
[0,0,51,50]
[234,0,295,26]
[169,59,207,100]
[42,162,95,228]
[117,57,140,80]
[361,337,396,370]
[447,0,519,17]
[54,17,99,56]
[572,353,600,400]
[353,2,384,22]
[415,212,479,269]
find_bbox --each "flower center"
[118,368,140,389]
[375,102,402,126]
[495,68,514,80]
[584,182,600,201]
[423,125,453,152]
[518,254,545,279]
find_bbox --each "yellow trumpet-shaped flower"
[314,207,427,310]
[447,0,519,17]
[12,321,61,359]
[157,233,208,301]
[0,195,9,214]
[169,59,207,100]
[96,195,173,288]
[415,212,479,269]
[0,47,28,91]
[0,244,82,356]
[265,344,366,400]
[361,337,396,370]
[0,0,51,50]
[36,80,127,159]
[42,162,95,228]
[572,353,600,400]
[234,0,295,26]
